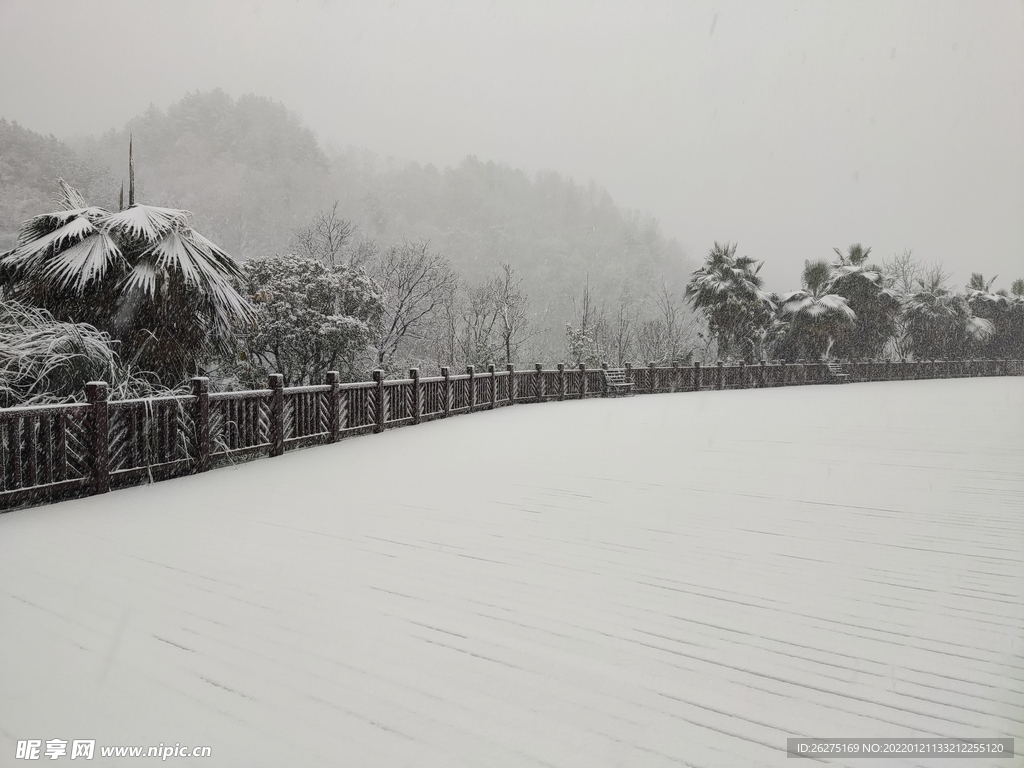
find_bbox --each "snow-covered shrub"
[227,253,384,386]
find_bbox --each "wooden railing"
[2,358,1021,510]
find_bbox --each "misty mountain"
[71,90,331,261]
[0,118,116,252]
[3,90,694,357]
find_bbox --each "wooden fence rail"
[2,358,1021,511]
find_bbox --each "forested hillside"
[71,91,332,261]
[0,119,117,252]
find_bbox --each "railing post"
[579,363,587,398]
[85,381,109,494]
[409,368,421,424]
[372,369,385,433]
[488,364,497,409]
[268,374,284,456]
[557,363,565,401]
[693,361,701,391]
[467,365,476,412]
[739,360,747,388]
[672,360,680,392]
[760,359,767,387]
[535,363,543,402]
[648,361,656,393]
[506,364,515,404]
[441,367,452,416]
[601,362,610,397]
[625,362,633,390]
[325,371,341,440]
[717,361,724,390]
[191,377,210,471]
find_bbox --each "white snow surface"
[1,378,1023,767]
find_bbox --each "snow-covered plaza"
[1,377,1022,767]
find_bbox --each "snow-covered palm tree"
[776,260,856,360]
[0,175,253,384]
[964,273,1020,359]
[828,244,901,359]
[685,241,773,361]
[903,273,992,360]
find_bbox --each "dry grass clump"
[0,300,182,407]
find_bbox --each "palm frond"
[965,316,995,341]
[781,292,855,320]
[45,232,124,291]
[15,207,108,246]
[7,214,99,266]
[56,178,88,210]
[181,230,246,281]
[105,205,191,242]
[128,229,256,340]
[814,294,857,319]
[831,264,881,284]
[780,293,812,315]
[122,261,160,296]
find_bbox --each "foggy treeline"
[0,90,697,381]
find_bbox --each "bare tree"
[882,248,922,295]
[656,284,701,362]
[635,318,669,364]
[608,290,640,366]
[458,280,504,366]
[372,240,458,370]
[429,287,462,372]
[292,202,355,267]
[492,263,532,365]
[635,285,700,364]
[345,236,379,271]
[566,276,606,366]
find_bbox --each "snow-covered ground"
[1,378,1022,767]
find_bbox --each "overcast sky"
[1,0,1021,290]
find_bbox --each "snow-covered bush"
[228,254,383,386]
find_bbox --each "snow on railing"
[1,358,1021,510]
